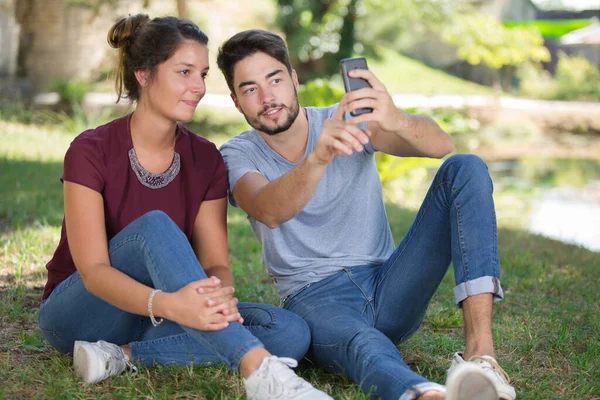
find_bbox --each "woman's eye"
[179,70,189,75]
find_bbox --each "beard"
[242,92,301,136]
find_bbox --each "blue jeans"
[283,155,504,400]
[38,211,310,371]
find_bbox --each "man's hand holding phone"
[340,57,407,134]
[312,97,371,165]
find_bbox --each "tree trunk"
[177,0,189,18]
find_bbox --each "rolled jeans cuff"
[453,276,504,306]
[399,382,446,400]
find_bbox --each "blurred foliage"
[273,0,550,91]
[298,79,344,107]
[503,19,593,40]
[441,14,550,90]
[50,78,91,111]
[518,53,600,101]
[274,0,360,82]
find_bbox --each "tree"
[440,13,550,90]
[273,0,359,82]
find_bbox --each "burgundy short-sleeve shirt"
[42,115,227,300]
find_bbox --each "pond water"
[389,158,600,252]
[489,159,600,252]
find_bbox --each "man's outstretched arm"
[343,68,454,158]
[232,102,370,229]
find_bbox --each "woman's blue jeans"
[283,154,504,400]
[38,211,310,372]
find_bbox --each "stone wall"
[0,0,19,76]
[14,0,142,91]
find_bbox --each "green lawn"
[1,111,599,399]
[367,48,494,96]
[504,19,593,40]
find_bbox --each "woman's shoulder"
[70,115,129,151]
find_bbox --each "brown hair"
[107,14,208,103]
[217,30,293,95]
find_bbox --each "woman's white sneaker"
[244,356,333,400]
[73,340,137,384]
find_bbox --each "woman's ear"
[134,69,150,87]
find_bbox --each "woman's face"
[140,40,209,123]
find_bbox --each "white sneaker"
[244,356,333,400]
[448,352,516,400]
[445,362,498,400]
[73,340,137,384]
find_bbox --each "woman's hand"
[162,277,243,331]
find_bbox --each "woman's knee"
[242,304,311,361]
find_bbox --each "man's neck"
[258,107,309,163]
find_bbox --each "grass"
[366,48,494,96]
[504,19,594,40]
[1,109,599,399]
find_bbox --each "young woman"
[37,14,331,400]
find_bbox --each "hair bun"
[107,14,150,49]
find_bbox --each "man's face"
[231,52,300,136]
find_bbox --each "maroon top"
[42,115,227,300]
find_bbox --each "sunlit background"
[1,1,599,398]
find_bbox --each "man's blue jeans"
[283,154,504,400]
[38,211,310,371]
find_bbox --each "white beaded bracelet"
[148,289,164,327]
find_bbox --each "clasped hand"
[168,276,243,331]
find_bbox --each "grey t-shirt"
[220,104,395,301]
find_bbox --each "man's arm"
[343,68,454,158]
[231,103,370,229]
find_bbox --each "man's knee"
[440,154,491,186]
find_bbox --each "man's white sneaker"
[244,356,333,400]
[73,340,137,384]
[448,352,516,400]
[445,362,498,400]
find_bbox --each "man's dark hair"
[217,30,293,94]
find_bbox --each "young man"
[217,29,516,400]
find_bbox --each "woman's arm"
[191,197,233,287]
[64,181,237,331]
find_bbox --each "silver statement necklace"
[128,148,181,189]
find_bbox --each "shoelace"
[263,357,312,396]
[97,341,138,377]
[469,355,510,384]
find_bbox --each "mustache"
[259,103,286,116]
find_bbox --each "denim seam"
[344,270,375,324]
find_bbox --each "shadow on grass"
[0,157,64,234]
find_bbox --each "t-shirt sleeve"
[204,151,228,201]
[220,141,259,207]
[61,136,105,193]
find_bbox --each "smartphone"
[340,57,373,116]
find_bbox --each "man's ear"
[292,69,299,91]
[231,93,243,114]
[134,69,150,87]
